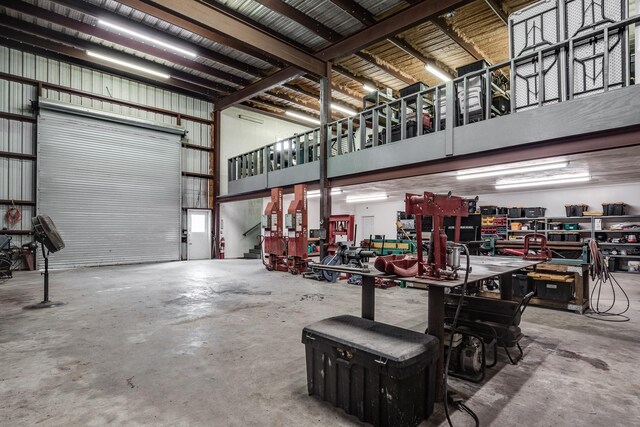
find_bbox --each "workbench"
[310,256,541,401]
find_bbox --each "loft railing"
[228,15,639,182]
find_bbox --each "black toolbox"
[302,315,439,427]
[512,273,533,297]
[534,280,574,302]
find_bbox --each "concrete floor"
[1,259,639,426]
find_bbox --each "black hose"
[585,239,630,322]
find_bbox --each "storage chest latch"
[374,357,388,366]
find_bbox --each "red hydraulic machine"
[285,184,308,274]
[327,215,355,255]
[261,188,288,271]
[405,191,469,280]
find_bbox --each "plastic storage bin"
[302,315,439,427]
[564,232,581,242]
[565,204,588,217]
[480,206,498,215]
[548,232,564,241]
[509,207,525,218]
[563,223,579,230]
[525,207,546,218]
[602,203,627,216]
[534,280,573,302]
[512,273,533,297]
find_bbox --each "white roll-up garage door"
[37,100,182,269]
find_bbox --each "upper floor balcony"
[227,15,640,197]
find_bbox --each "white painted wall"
[333,181,640,242]
[219,198,263,259]
[219,106,312,195]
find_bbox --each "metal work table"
[310,256,541,401]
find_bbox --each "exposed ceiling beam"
[431,16,484,61]
[484,0,508,25]
[386,36,456,78]
[333,65,380,90]
[47,0,269,77]
[297,76,364,104]
[327,0,376,26]
[0,31,216,99]
[127,0,327,76]
[219,0,468,108]
[0,16,233,94]
[216,68,303,110]
[252,0,342,42]
[4,0,250,87]
[354,51,416,85]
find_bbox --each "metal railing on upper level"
[228,15,639,183]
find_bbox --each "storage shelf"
[596,228,640,233]
[598,242,640,246]
[606,255,640,259]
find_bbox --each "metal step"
[243,253,261,259]
[249,248,262,254]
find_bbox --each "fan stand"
[24,245,64,309]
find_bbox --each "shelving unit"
[308,237,320,257]
[505,215,640,272]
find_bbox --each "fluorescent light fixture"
[86,50,170,79]
[346,193,388,203]
[285,110,321,125]
[307,188,342,198]
[331,103,357,116]
[98,19,197,58]
[457,161,569,180]
[495,173,591,190]
[362,83,377,93]
[425,64,452,82]
[238,114,263,124]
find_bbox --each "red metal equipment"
[502,233,552,261]
[285,184,308,274]
[261,188,288,271]
[405,192,469,280]
[327,215,355,255]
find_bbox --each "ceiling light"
[331,103,357,116]
[86,50,170,78]
[346,193,388,203]
[307,188,342,198]
[285,110,321,125]
[457,162,569,180]
[425,64,452,82]
[238,114,263,124]
[495,173,591,189]
[362,83,377,93]
[98,19,197,58]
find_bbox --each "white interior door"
[361,216,375,241]
[187,209,212,260]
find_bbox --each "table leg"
[361,276,375,320]
[500,272,513,300]
[427,286,445,402]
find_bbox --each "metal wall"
[0,44,213,262]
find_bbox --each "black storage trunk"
[548,232,564,242]
[602,203,627,216]
[480,205,498,215]
[508,207,525,218]
[497,207,508,215]
[534,280,573,302]
[400,82,428,98]
[512,273,533,297]
[302,315,439,427]
[564,232,581,242]
[525,207,546,218]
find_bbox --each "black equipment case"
[302,315,439,427]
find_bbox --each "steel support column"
[319,62,332,259]
[213,110,221,259]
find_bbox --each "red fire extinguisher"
[219,237,225,259]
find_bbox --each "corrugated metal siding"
[37,109,181,268]
[0,45,213,263]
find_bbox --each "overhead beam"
[252,0,342,42]
[354,51,417,85]
[387,36,456,78]
[4,0,250,87]
[0,30,217,99]
[0,17,231,93]
[128,0,326,76]
[485,0,508,25]
[48,0,267,77]
[328,0,376,26]
[431,16,484,61]
[219,0,467,108]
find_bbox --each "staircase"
[243,244,262,259]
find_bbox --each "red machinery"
[327,215,355,255]
[407,192,469,280]
[285,184,308,274]
[261,188,288,271]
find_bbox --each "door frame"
[187,209,212,260]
